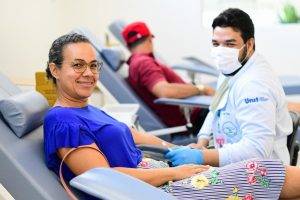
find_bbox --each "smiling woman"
[44,32,205,188]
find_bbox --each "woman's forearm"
[131,128,175,148]
[114,167,174,186]
[114,165,207,187]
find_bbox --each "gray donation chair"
[0,72,70,200]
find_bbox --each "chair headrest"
[108,20,127,46]
[0,91,49,137]
[101,47,125,71]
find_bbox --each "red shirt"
[127,53,195,127]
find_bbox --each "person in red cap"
[122,21,215,138]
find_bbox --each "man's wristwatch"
[196,84,205,94]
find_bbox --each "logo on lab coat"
[244,97,269,104]
[222,121,237,137]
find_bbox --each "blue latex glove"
[165,146,204,166]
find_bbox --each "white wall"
[0,0,299,86]
[256,24,300,76]
[1,0,59,84]
[0,0,108,85]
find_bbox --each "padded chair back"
[72,27,167,131]
[108,19,127,46]
[0,122,70,200]
[0,71,69,199]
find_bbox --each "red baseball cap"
[122,22,153,46]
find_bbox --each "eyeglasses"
[70,60,103,74]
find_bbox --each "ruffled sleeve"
[44,120,94,179]
[47,122,93,153]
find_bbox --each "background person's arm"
[152,80,215,99]
[288,102,300,112]
[136,57,214,99]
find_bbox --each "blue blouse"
[44,105,142,181]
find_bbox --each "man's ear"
[49,63,59,80]
[247,38,255,51]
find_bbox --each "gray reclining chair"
[0,72,70,200]
[0,118,72,200]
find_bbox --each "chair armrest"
[147,125,187,136]
[172,62,219,77]
[137,144,170,162]
[279,75,300,95]
[182,56,215,68]
[154,95,212,108]
[137,144,169,154]
[70,168,176,200]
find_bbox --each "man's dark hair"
[46,33,91,84]
[212,8,255,43]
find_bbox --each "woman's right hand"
[171,164,210,181]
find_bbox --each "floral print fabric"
[169,159,285,200]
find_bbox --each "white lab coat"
[198,52,292,166]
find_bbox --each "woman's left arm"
[130,128,175,148]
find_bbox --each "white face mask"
[211,45,246,75]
